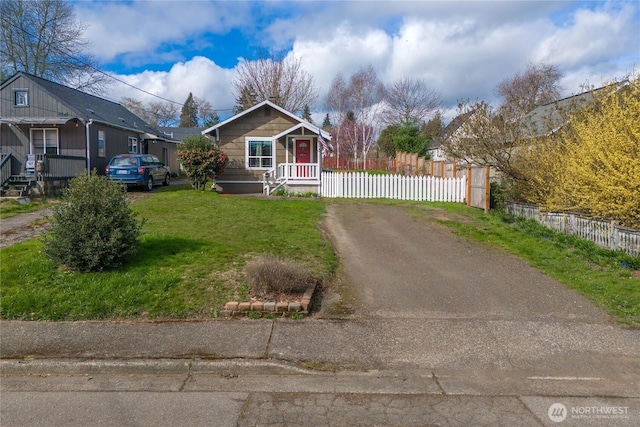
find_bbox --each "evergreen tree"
[302,104,313,123]
[180,92,198,127]
[322,114,332,131]
[233,85,258,114]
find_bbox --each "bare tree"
[325,73,349,159]
[345,65,386,163]
[194,96,219,127]
[120,97,179,128]
[1,0,110,94]
[496,62,563,121]
[381,77,442,126]
[232,51,318,113]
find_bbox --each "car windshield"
[111,157,138,167]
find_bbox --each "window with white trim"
[246,137,274,169]
[128,137,138,154]
[14,89,28,106]
[30,128,58,155]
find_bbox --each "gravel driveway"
[323,202,611,323]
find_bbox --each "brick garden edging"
[222,282,317,317]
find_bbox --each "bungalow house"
[0,72,178,195]
[428,110,476,163]
[202,100,332,194]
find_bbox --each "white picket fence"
[505,201,640,256]
[321,171,466,202]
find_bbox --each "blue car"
[106,154,170,191]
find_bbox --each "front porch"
[263,163,322,195]
[0,153,86,197]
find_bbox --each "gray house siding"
[1,72,179,183]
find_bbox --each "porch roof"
[0,117,71,125]
[272,122,331,141]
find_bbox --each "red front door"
[296,139,311,177]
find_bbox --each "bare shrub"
[245,255,311,298]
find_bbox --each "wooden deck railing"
[0,153,12,186]
[35,154,86,180]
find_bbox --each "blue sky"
[75,0,640,122]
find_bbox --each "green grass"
[411,203,640,326]
[0,186,337,320]
[2,190,638,325]
[0,197,57,219]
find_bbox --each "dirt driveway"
[323,202,610,323]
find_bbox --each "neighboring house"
[428,110,475,162]
[157,126,207,142]
[0,72,178,195]
[202,100,332,194]
[519,84,615,138]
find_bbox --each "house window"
[246,138,274,169]
[97,130,106,158]
[30,128,58,155]
[128,137,138,154]
[14,90,29,107]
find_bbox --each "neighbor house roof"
[520,81,627,137]
[1,72,175,141]
[429,110,475,150]
[157,127,207,141]
[202,100,332,141]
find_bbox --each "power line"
[0,14,236,112]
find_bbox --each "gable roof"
[202,100,331,140]
[520,81,627,137]
[1,72,174,140]
[429,110,475,150]
[157,127,207,141]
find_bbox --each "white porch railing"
[263,163,321,194]
[276,163,320,180]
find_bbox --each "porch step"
[1,176,35,197]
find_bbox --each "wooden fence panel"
[505,201,640,256]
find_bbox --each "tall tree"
[321,114,332,131]
[0,0,110,94]
[496,62,563,121]
[381,77,442,126]
[233,85,258,114]
[120,97,179,128]
[301,104,313,124]
[326,66,385,165]
[232,51,318,113]
[325,74,349,159]
[421,111,445,141]
[194,96,219,127]
[180,92,198,128]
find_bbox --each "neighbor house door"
[295,139,311,177]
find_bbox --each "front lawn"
[0,186,337,320]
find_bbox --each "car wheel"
[144,176,153,191]
[163,173,170,186]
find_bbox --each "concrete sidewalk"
[3,317,639,394]
[2,317,640,426]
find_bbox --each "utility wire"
[0,15,235,112]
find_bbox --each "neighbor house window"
[246,137,274,169]
[97,130,106,158]
[14,89,28,106]
[30,128,58,155]
[128,137,138,153]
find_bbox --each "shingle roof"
[7,72,168,138]
[157,127,207,141]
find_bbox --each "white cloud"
[95,1,639,125]
[77,1,251,62]
[108,57,236,114]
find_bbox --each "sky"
[75,0,640,124]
